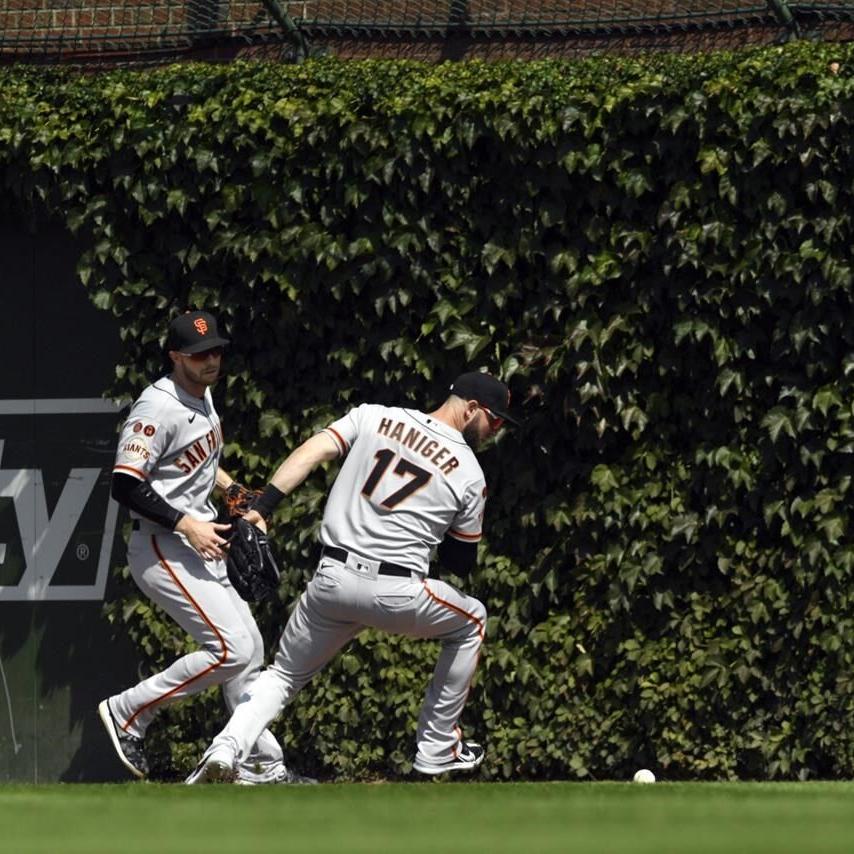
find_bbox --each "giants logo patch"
[120,438,151,462]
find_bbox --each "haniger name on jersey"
[377,417,460,476]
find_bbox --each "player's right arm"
[268,432,341,495]
[110,474,228,560]
[246,432,340,527]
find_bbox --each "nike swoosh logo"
[188,414,196,423]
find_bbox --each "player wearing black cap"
[187,370,517,782]
[98,310,312,784]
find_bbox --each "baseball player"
[186,371,517,782]
[98,310,312,784]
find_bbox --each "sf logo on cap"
[194,318,209,335]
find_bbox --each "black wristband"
[253,483,286,521]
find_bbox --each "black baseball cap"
[449,371,519,426]
[166,310,230,354]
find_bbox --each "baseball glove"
[223,482,262,519]
[226,517,281,602]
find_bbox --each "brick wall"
[0,0,851,63]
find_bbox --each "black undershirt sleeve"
[437,534,478,576]
[111,472,183,530]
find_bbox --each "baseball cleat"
[185,746,237,784]
[271,766,319,785]
[236,763,319,785]
[413,741,485,776]
[98,699,148,779]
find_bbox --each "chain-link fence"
[0,1,852,64]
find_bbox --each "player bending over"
[187,370,517,783]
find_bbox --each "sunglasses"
[476,403,504,430]
[179,346,224,361]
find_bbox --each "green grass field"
[2,781,853,853]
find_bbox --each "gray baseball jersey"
[320,404,487,573]
[107,375,286,782]
[199,404,491,775]
[113,376,223,520]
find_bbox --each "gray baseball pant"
[108,529,284,775]
[209,551,487,764]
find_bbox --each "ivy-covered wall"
[3,44,853,781]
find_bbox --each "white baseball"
[632,768,656,784]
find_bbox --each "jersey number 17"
[361,449,432,509]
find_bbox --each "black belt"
[321,546,414,578]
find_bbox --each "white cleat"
[185,746,237,784]
[413,741,485,776]
[236,763,319,785]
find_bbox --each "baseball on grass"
[633,769,656,784]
